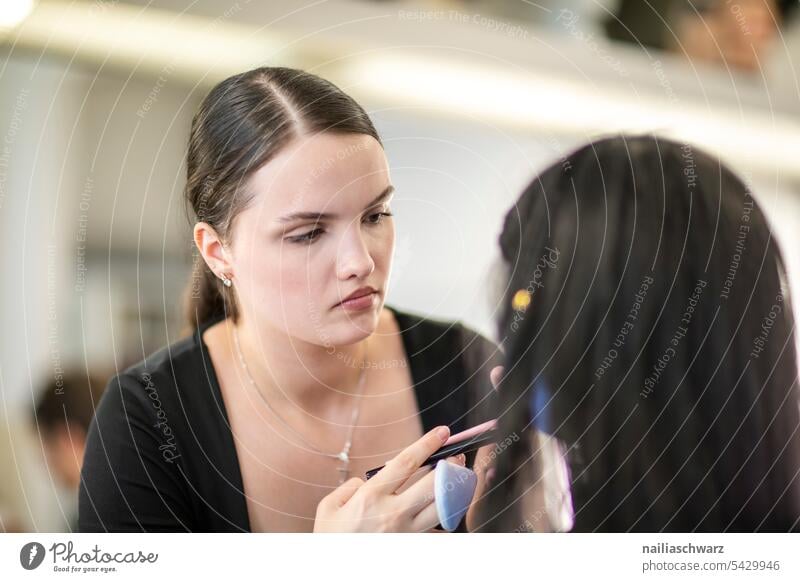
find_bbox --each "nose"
[336,223,375,281]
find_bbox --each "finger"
[396,464,436,518]
[367,426,450,494]
[464,366,503,531]
[444,418,497,445]
[448,453,466,466]
[398,454,466,517]
[472,443,494,483]
[322,477,364,509]
[395,451,465,493]
[411,499,441,532]
[466,444,495,531]
[490,365,504,389]
[472,445,494,503]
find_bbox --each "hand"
[466,365,504,531]
[313,426,465,532]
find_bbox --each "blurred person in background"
[33,373,106,531]
[606,0,797,72]
[383,0,793,73]
[468,135,800,532]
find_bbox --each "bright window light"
[0,0,35,29]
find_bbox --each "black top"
[78,306,501,532]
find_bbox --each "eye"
[364,211,393,225]
[288,228,324,244]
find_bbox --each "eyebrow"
[276,185,395,224]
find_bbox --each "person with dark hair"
[33,374,106,530]
[606,0,793,72]
[469,135,800,532]
[79,67,499,532]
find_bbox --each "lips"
[336,286,377,307]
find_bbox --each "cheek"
[270,252,319,310]
[235,242,309,310]
[276,246,346,344]
[274,245,334,313]
[370,222,396,269]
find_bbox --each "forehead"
[246,132,389,215]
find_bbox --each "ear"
[194,222,234,279]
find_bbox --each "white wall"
[375,109,582,340]
[0,55,90,531]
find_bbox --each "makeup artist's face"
[229,132,395,347]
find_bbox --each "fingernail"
[435,426,450,441]
[447,454,465,465]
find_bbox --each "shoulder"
[128,329,202,380]
[92,330,209,436]
[80,333,205,532]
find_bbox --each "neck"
[228,316,370,413]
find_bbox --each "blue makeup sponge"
[434,459,478,532]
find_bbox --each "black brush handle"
[364,428,500,480]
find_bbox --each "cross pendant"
[337,450,349,485]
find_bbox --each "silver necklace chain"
[232,326,368,484]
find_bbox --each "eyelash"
[288,212,393,245]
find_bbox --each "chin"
[326,314,380,346]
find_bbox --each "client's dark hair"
[480,135,800,532]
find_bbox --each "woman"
[79,67,499,532]
[470,135,800,532]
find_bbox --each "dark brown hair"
[480,135,800,532]
[183,67,381,329]
[33,373,106,436]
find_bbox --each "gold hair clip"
[512,289,531,312]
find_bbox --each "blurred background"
[1,0,799,532]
